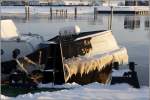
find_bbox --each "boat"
[1,20,45,81]
[1,20,128,86]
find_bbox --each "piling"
[56,10,58,16]
[109,6,113,30]
[94,7,97,20]
[74,7,77,19]
[25,6,30,20]
[50,7,52,19]
[60,10,62,16]
[65,9,68,18]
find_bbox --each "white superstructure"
[1,20,44,62]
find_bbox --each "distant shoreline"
[1,5,92,7]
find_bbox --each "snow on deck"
[1,82,149,100]
[1,20,19,39]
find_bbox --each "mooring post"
[59,10,61,16]
[28,6,30,20]
[25,5,29,20]
[65,9,68,18]
[56,10,58,16]
[74,7,77,19]
[109,6,113,30]
[25,6,27,19]
[94,7,97,20]
[50,7,52,19]
[62,9,64,16]
[61,9,63,17]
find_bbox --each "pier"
[1,6,150,19]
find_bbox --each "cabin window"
[1,49,4,55]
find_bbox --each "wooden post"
[94,7,97,20]
[50,7,52,19]
[25,6,27,19]
[25,6,29,20]
[149,0,150,15]
[74,7,77,19]
[109,6,113,30]
[27,6,30,20]
[56,10,58,16]
[65,9,68,18]
[61,10,63,17]
[59,10,61,17]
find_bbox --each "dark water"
[1,13,150,86]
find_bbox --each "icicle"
[63,47,128,82]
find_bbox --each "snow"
[1,82,149,100]
[1,69,149,100]
[112,69,130,76]
[1,20,19,39]
[59,25,80,36]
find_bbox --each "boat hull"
[1,30,128,85]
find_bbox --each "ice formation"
[62,30,128,82]
[63,47,128,82]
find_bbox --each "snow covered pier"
[1,6,150,15]
[97,6,150,14]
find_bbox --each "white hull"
[1,34,44,62]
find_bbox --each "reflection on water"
[124,16,140,30]
[124,16,150,30]
[1,13,149,86]
[145,17,150,30]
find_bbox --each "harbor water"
[1,11,149,86]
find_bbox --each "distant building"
[61,0,91,6]
[125,0,149,6]
[102,0,125,6]
[1,0,39,6]
[1,0,24,6]
[1,0,149,6]
[39,0,63,5]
